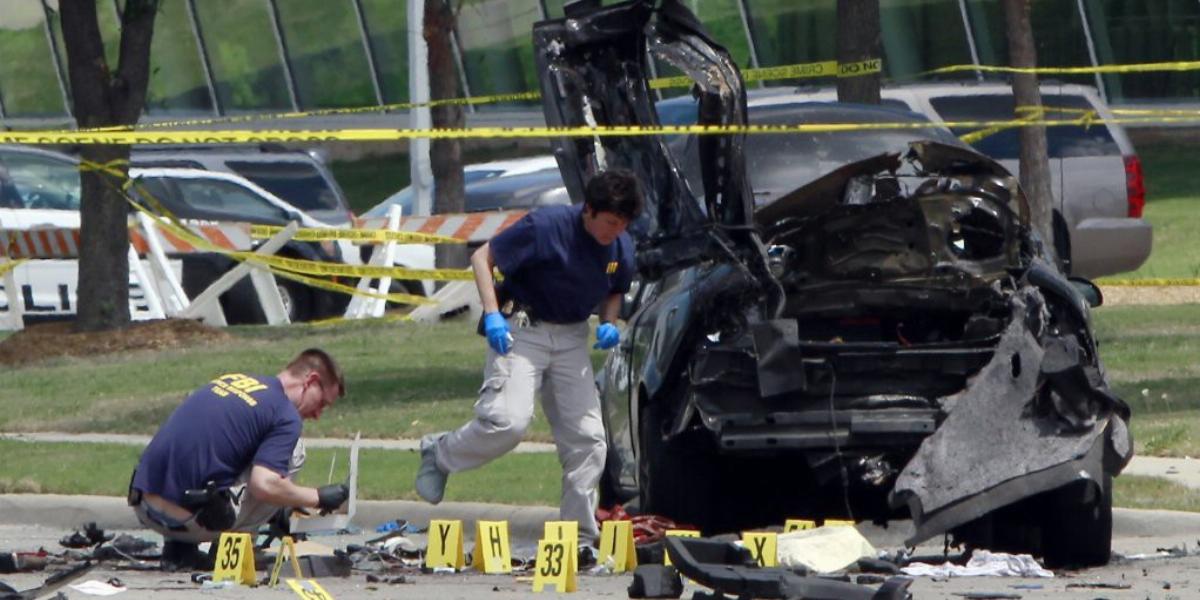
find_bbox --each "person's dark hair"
[583,168,644,221]
[286,348,345,398]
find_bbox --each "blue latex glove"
[483,311,512,354]
[594,322,620,350]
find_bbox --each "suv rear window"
[929,94,1120,159]
[225,161,342,213]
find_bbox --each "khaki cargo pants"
[435,318,606,542]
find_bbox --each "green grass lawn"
[0,317,613,442]
[0,440,559,505]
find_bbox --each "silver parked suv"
[740,82,1152,279]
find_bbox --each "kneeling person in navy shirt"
[130,348,349,571]
[416,169,643,547]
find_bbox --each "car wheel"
[1041,475,1112,568]
[637,395,718,532]
[277,280,314,322]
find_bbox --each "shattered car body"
[534,0,1131,567]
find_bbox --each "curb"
[0,494,557,542]
[4,494,1200,547]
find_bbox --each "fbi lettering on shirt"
[210,373,268,406]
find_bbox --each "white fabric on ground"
[900,550,1054,578]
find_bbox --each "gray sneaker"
[416,433,449,504]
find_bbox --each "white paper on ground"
[900,550,1054,578]
[69,580,127,596]
[776,525,877,573]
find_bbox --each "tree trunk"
[60,1,158,332]
[836,0,881,104]
[424,0,469,270]
[1002,0,1056,252]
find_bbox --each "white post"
[180,222,298,323]
[128,245,166,320]
[345,204,404,319]
[136,212,192,316]
[408,0,433,217]
[0,258,23,331]
[369,204,404,317]
[249,267,290,325]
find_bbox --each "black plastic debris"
[1,561,93,600]
[628,565,684,599]
[857,557,901,574]
[664,536,912,600]
[365,574,408,584]
[1064,581,1132,590]
[93,534,158,562]
[59,523,112,549]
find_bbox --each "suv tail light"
[1123,155,1145,218]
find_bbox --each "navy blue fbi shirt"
[133,373,302,505]
[491,204,635,323]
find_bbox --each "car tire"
[637,395,718,532]
[277,279,314,322]
[1041,475,1112,568]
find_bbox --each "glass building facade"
[1,0,1198,121]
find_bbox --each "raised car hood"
[532,0,753,242]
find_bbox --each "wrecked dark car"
[534,0,1132,568]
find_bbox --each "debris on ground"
[776,525,877,573]
[59,523,113,549]
[68,579,127,596]
[627,565,683,599]
[900,550,1053,578]
[1064,581,1133,589]
[664,536,911,600]
[951,593,1022,599]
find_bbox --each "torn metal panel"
[663,536,912,600]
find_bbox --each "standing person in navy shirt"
[416,169,642,547]
[129,348,350,571]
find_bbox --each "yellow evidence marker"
[269,536,304,587]
[784,519,817,532]
[543,521,579,573]
[426,519,466,570]
[212,532,256,586]
[823,519,856,527]
[473,520,513,574]
[532,536,577,593]
[663,530,701,566]
[286,578,335,600]
[741,532,778,567]
[598,520,637,573]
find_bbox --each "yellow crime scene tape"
[13,111,1200,146]
[923,59,1200,78]
[73,57,1196,136]
[96,59,882,133]
[0,259,28,277]
[1100,278,1200,287]
[249,225,464,245]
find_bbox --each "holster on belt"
[180,481,236,531]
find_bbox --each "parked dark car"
[534,0,1131,568]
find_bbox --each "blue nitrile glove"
[594,322,620,350]
[483,311,512,354]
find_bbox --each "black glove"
[316,483,349,513]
